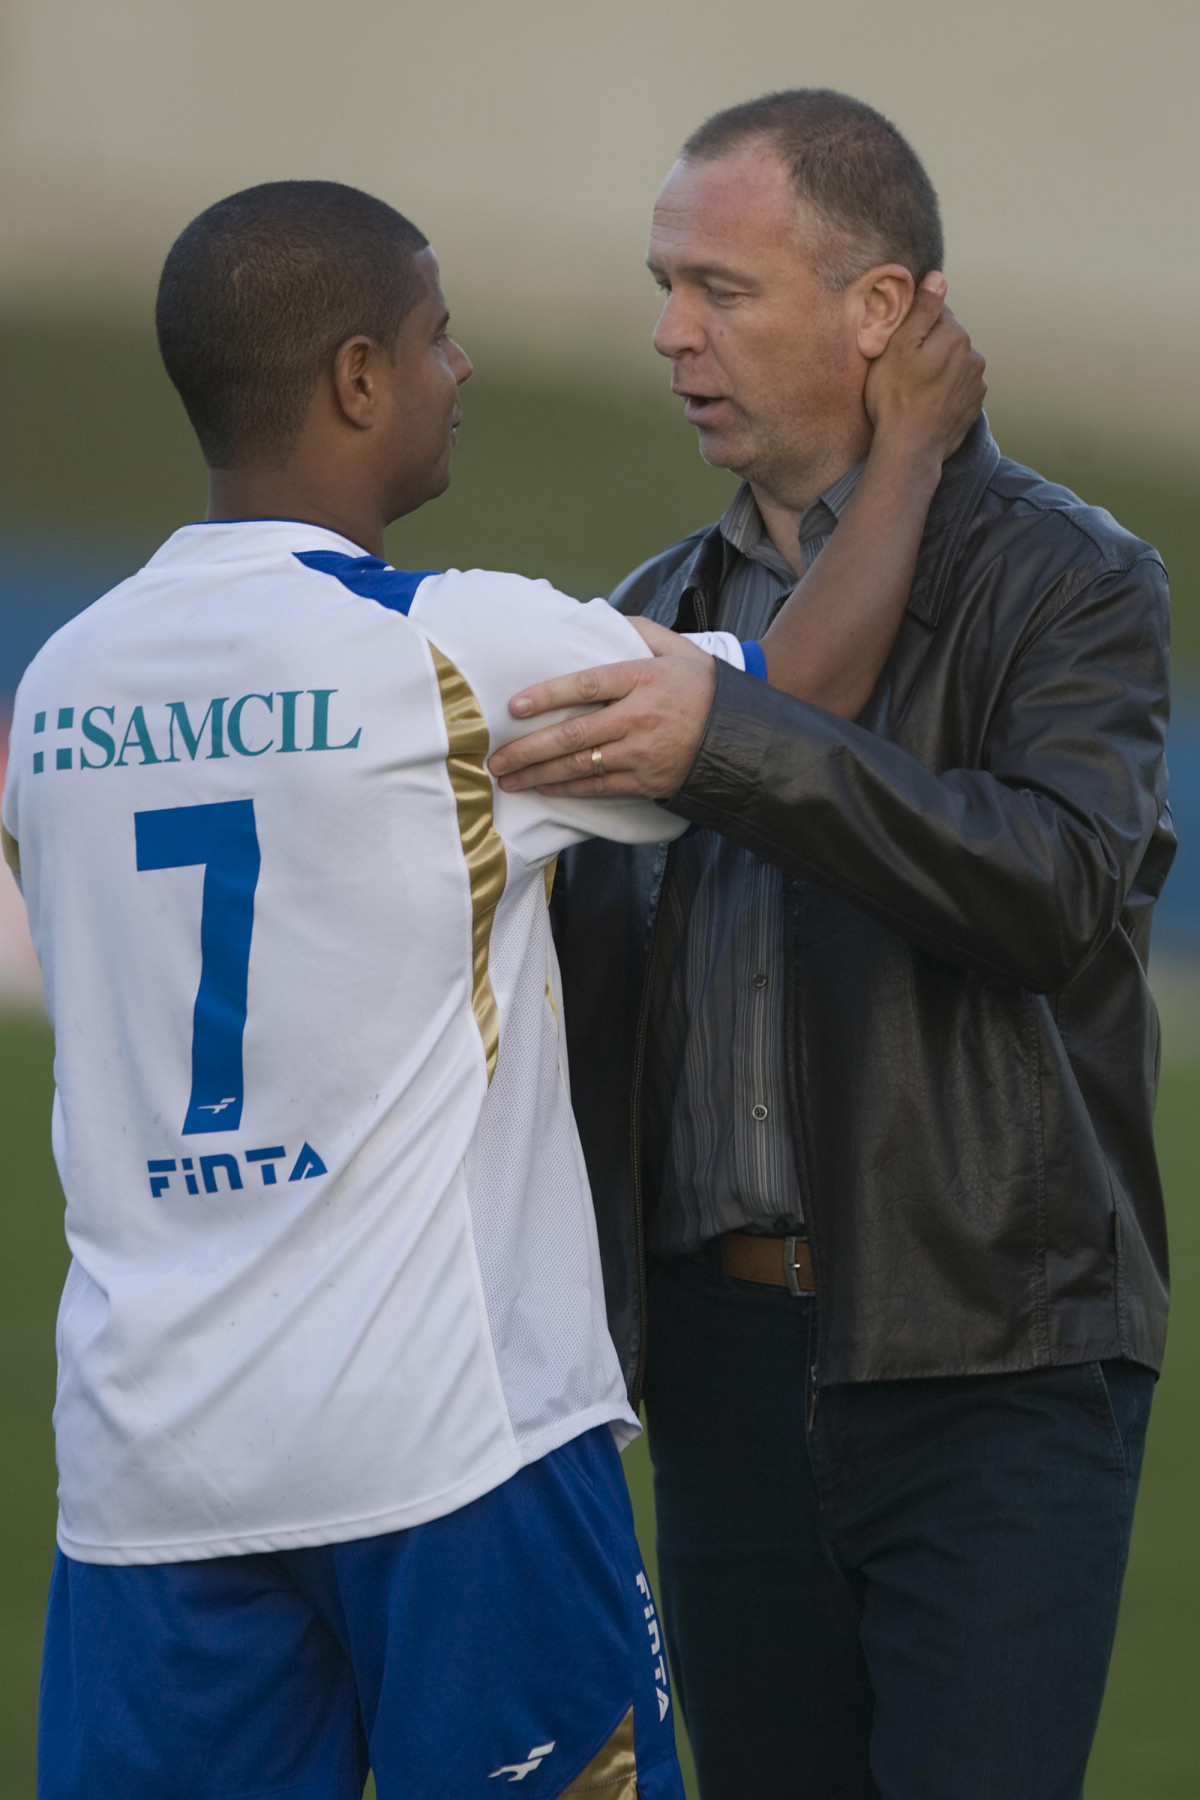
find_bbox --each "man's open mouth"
[680,394,729,426]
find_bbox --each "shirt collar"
[718,459,867,572]
[144,518,374,570]
[677,417,1000,634]
[811,460,867,535]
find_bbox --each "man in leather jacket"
[490,90,1174,1799]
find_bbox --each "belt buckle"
[783,1234,809,1298]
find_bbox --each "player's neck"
[205,467,386,560]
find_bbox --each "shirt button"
[751,1103,769,1122]
[753,973,768,989]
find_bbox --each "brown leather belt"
[721,1232,814,1295]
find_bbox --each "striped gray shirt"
[644,465,864,1257]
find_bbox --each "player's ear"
[331,335,379,429]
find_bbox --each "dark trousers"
[643,1250,1154,1800]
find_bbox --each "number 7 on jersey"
[135,799,261,1136]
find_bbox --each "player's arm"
[631,277,986,716]
[761,279,983,709]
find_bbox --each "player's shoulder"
[411,566,577,615]
[408,566,617,653]
[289,547,441,619]
[290,556,577,629]
[405,567,646,733]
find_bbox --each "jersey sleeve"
[682,629,744,669]
[410,571,741,863]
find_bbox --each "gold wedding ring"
[590,746,606,779]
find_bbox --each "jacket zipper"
[783,879,822,1424]
[629,845,673,1411]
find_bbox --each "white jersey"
[2,520,749,1566]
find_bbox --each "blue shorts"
[38,1425,684,1800]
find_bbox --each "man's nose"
[449,338,474,384]
[652,291,704,361]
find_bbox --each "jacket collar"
[905,415,1001,627]
[656,415,1001,633]
[643,529,726,630]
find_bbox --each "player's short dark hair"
[156,180,430,467]
[682,89,943,288]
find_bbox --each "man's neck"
[206,468,386,560]
[749,486,807,576]
[749,431,871,575]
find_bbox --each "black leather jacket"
[553,421,1174,1402]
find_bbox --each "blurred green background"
[2,313,1199,669]
[2,312,1199,1796]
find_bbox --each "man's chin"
[695,428,750,477]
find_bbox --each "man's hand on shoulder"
[489,652,717,799]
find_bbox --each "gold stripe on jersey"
[1,825,19,879]
[563,1705,637,1794]
[430,645,506,1083]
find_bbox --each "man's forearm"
[673,562,1170,991]
[762,282,985,713]
[762,428,941,715]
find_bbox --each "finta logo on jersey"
[488,1741,556,1783]
[28,690,363,772]
[147,1142,328,1197]
[636,1570,671,1722]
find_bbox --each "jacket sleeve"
[668,555,1173,991]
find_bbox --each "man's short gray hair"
[682,89,944,290]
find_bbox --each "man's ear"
[855,265,917,361]
[331,335,379,430]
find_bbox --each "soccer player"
[2,181,981,1799]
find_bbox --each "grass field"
[1,1018,1198,1796]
